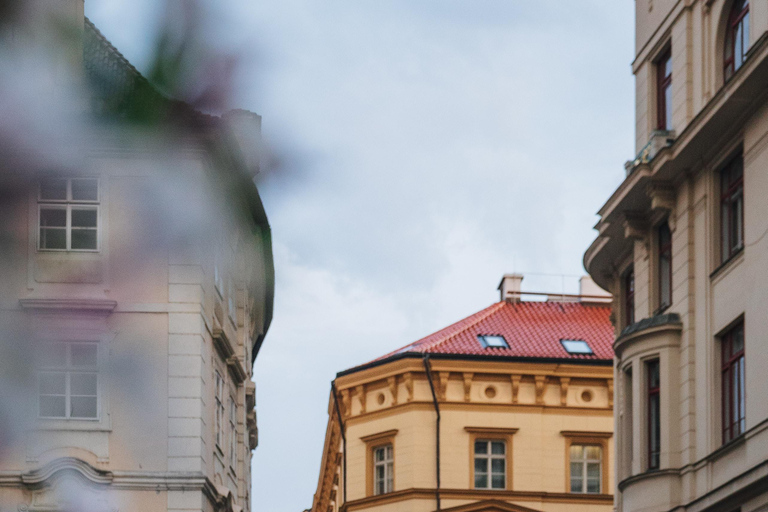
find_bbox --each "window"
[657,48,672,130]
[624,267,635,327]
[228,276,237,321]
[724,0,749,81]
[722,321,745,443]
[623,367,634,479]
[215,370,225,449]
[720,155,744,263]
[560,339,593,355]
[478,335,508,349]
[647,360,661,470]
[229,396,237,468]
[373,444,393,495]
[658,222,672,311]
[38,177,99,251]
[38,341,98,419]
[474,440,506,489]
[569,445,602,493]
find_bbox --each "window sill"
[710,247,744,281]
[35,418,111,432]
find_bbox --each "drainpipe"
[331,381,347,507]
[423,354,441,511]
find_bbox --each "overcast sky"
[87,2,634,511]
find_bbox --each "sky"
[86,2,635,511]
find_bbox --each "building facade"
[584,1,768,511]
[310,275,615,512]
[0,3,273,512]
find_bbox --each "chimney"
[498,274,523,303]
[578,276,612,303]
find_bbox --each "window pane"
[474,474,488,489]
[39,343,67,368]
[71,208,97,228]
[39,395,66,417]
[71,396,97,418]
[71,179,98,201]
[375,448,384,462]
[491,458,504,473]
[71,229,97,250]
[735,23,744,69]
[587,478,600,493]
[475,458,487,473]
[70,373,97,396]
[39,372,66,394]
[40,208,66,227]
[570,477,582,493]
[569,445,583,460]
[474,441,487,454]
[664,85,673,130]
[40,178,67,200]
[570,461,583,478]
[385,445,393,460]
[491,474,505,489]
[71,343,97,367]
[491,441,505,455]
[733,326,744,353]
[587,462,600,478]
[585,446,602,460]
[40,228,66,250]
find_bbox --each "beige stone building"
[0,3,273,512]
[310,275,615,512]
[584,0,768,511]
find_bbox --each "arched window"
[724,0,749,81]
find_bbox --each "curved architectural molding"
[21,457,114,488]
[614,313,682,358]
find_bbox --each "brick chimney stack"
[498,274,523,303]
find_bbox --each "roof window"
[478,335,509,349]
[560,339,593,355]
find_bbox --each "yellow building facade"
[311,276,615,512]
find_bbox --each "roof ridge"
[413,301,507,353]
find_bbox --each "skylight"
[560,339,593,355]
[478,335,509,349]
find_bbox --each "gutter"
[423,355,441,511]
[331,381,347,507]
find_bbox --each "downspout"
[331,381,347,508]
[423,354,441,511]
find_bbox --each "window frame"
[719,154,744,264]
[657,222,672,312]
[37,177,100,252]
[561,431,611,494]
[623,266,635,327]
[646,359,661,470]
[228,395,238,472]
[361,429,398,497]
[724,0,750,82]
[37,341,100,421]
[721,320,746,444]
[656,47,673,131]
[569,444,603,494]
[215,370,225,452]
[465,427,517,491]
[372,443,394,495]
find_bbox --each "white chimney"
[578,276,612,303]
[498,274,523,303]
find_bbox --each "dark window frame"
[720,155,744,263]
[624,266,635,327]
[657,222,672,312]
[656,48,673,130]
[724,0,750,82]
[721,321,745,444]
[647,359,661,470]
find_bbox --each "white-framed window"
[38,177,99,251]
[215,370,225,449]
[474,439,506,489]
[373,444,393,495]
[214,257,224,297]
[227,276,237,322]
[569,444,602,493]
[38,341,98,419]
[228,396,237,470]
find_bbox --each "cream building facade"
[0,3,273,512]
[310,276,615,512]
[584,0,768,511]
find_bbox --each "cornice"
[19,298,117,315]
[464,427,519,436]
[359,429,398,444]
[614,313,682,358]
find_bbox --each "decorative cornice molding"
[359,429,399,444]
[464,427,519,436]
[19,299,117,315]
[20,457,113,488]
[560,430,613,439]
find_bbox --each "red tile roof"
[376,300,614,362]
